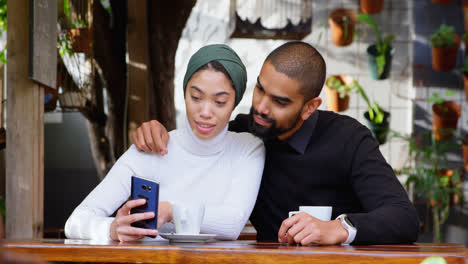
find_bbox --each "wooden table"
[4,239,468,264]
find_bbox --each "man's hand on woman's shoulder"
[132,120,170,155]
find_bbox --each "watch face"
[344,216,354,228]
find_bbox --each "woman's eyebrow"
[190,86,204,93]
[214,91,230,96]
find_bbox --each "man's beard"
[247,107,302,141]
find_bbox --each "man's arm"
[345,126,419,245]
[133,114,251,153]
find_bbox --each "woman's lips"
[195,121,216,133]
[253,114,271,127]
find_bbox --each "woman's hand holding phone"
[110,199,159,242]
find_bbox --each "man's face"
[249,60,306,140]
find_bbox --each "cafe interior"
[0,0,468,263]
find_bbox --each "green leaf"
[357,13,382,47]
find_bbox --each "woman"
[64,44,265,242]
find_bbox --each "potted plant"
[61,0,91,54]
[359,0,384,14]
[357,14,395,80]
[394,131,463,243]
[329,9,357,46]
[353,81,390,144]
[325,75,354,112]
[430,24,460,72]
[429,92,461,140]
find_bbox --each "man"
[132,41,419,245]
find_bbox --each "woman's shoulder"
[225,131,264,152]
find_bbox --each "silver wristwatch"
[336,214,357,245]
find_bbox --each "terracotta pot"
[432,101,461,140]
[329,9,356,47]
[431,34,460,72]
[463,73,468,102]
[431,0,454,4]
[360,0,384,14]
[463,140,468,172]
[325,75,354,112]
[69,28,91,53]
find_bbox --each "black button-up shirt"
[229,110,419,244]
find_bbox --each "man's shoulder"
[317,110,367,132]
[228,114,250,133]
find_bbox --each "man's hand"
[131,120,169,155]
[110,199,158,242]
[277,212,348,246]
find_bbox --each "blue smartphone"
[130,176,159,234]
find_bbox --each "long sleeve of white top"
[65,132,265,241]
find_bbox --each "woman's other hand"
[110,199,158,242]
[157,201,173,228]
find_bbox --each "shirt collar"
[286,111,319,154]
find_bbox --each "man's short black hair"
[265,41,326,101]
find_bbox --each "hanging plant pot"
[366,44,394,80]
[58,91,87,110]
[463,72,468,102]
[69,28,91,53]
[360,0,384,14]
[364,110,391,145]
[431,0,454,4]
[432,101,461,140]
[325,75,354,112]
[329,9,356,47]
[431,34,460,72]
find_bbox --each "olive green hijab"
[183,44,247,107]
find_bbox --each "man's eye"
[275,99,286,106]
[191,96,200,101]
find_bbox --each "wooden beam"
[6,0,44,238]
[127,0,149,146]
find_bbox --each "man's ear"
[301,97,322,120]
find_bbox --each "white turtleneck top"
[64,118,265,241]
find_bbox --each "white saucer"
[159,233,216,243]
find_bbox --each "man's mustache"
[251,107,275,123]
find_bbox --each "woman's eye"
[191,96,200,101]
[216,101,226,106]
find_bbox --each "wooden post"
[127,0,149,146]
[6,0,44,238]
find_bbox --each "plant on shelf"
[394,131,463,243]
[328,9,356,46]
[0,0,7,64]
[429,24,459,72]
[325,75,356,112]
[428,91,461,140]
[357,13,395,80]
[353,81,390,144]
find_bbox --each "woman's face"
[185,69,235,140]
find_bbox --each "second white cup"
[172,203,205,235]
[288,206,332,221]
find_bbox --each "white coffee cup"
[288,206,332,221]
[172,203,205,234]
